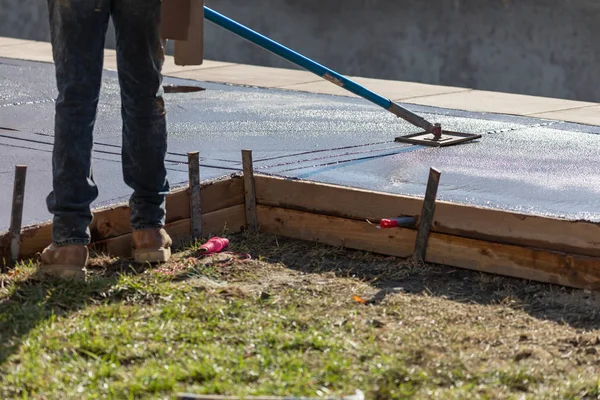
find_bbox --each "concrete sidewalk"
[2,37,600,125]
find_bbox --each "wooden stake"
[414,167,441,262]
[188,152,202,239]
[9,165,27,264]
[242,150,258,232]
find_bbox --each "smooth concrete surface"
[0,37,31,47]
[170,64,321,88]
[3,0,600,102]
[1,58,600,232]
[0,41,55,63]
[531,106,600,126]
[405,90,595,117]
[102,56,237,75]
[280,78,470,101]
[272,126,600,222]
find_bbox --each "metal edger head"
[395,123,482,147]
[385,103,481,147]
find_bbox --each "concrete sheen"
[0,58,599,231]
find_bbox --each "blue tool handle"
[204,6,434,132]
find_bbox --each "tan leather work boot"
[132,228,172,263]
[39,244,89,280]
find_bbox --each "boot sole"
[133,247,172,264]
[39,264,86,280]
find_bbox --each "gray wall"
[2,0,600,102]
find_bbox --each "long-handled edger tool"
[203,7,481,147]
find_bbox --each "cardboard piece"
[161,0,191,41]
[160,0,204,66]
[173,0,204,66]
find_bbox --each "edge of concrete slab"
[3,173,600,292]
[2,37,600,127]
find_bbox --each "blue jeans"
[46,0,170,246]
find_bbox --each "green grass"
[1,233,600,399]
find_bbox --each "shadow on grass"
[0,239,227,370]
[2,231,600,373]
[0,257,153,367]
[231,232,600,331]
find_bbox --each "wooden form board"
[257,205,600,291]
[0,177,244,261]
[91,177,244,241]
[254,175,600,258]
[94,204,246,258]
[3,170,600,291]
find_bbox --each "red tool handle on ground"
[378,217,416,229]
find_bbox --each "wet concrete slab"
[275,126,600,221]
[1,57,599,230]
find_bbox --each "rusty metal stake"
[432,123,442,140]
[9,165,27,265]
[241,150,258,232]
[188,152,202,239]
[413,167,441,262]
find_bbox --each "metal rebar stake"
[242,150,258,232]
[414,168,441,262]
[188,152,202,239]
[9,165,27,265]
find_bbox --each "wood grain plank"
[258,205,416,258]
[89,177,244,242]
[166,177,244,223]
[17,223,51,260]
[255,175,600,257]
[257,205,600,291]
[427,233,600,291]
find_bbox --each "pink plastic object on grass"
[199,237,229,254]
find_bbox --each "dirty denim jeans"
[46,0,169,246]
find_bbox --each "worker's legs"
[46,0,111,246]
[111,0,170,231]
